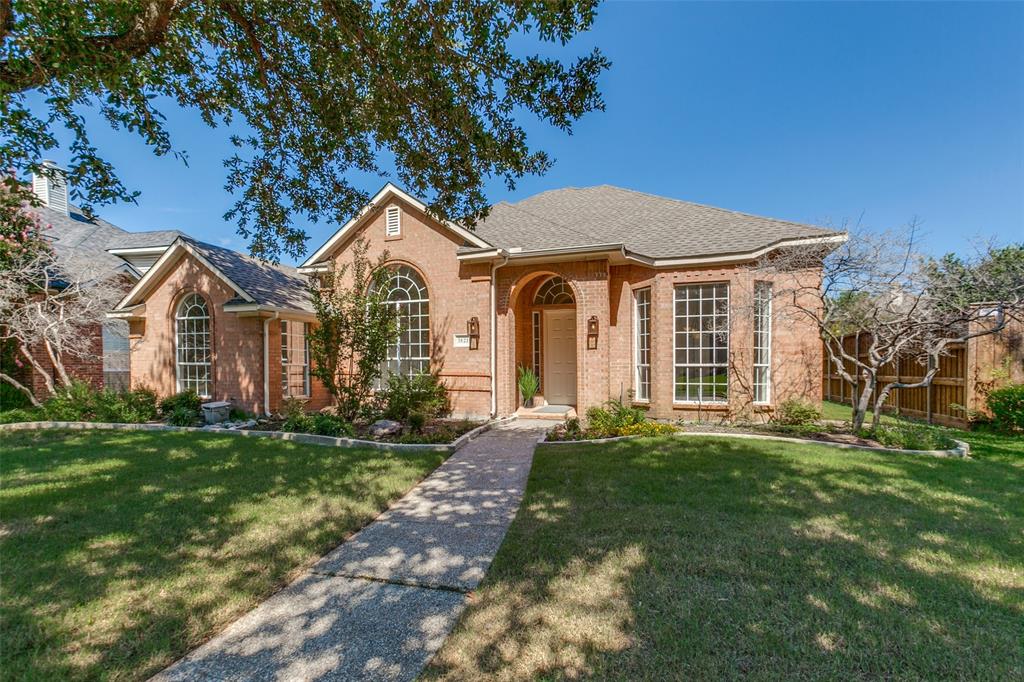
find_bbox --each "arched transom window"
[378,265,430,376]
[534,276,575,305]
[175,293,212,397]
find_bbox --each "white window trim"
[753,282,772,404]
[633,287,651,403]
[281,320,311,399]
[380,265,430,377]
[174,293,212,398]
[385,205,401,237]
[672,282,730,405]
[532,310,542,388]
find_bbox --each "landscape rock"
[369,419,402,437]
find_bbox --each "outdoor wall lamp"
[467,316,480,350]
[587,315,599,349]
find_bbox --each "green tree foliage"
[921,243,1024,315]
[307,237,398,421]
[0,1,608,260]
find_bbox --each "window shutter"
[385,206,401,237]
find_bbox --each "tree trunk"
[851,370,875,432]
[18,345,56,397]
[0,372,42,407]
[43,338,73,388]
[872,385,893,431]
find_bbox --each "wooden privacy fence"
[822,333,968,427]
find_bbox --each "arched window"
[378,265,430,376]
[175,293,212,397]
[534,276,575,305]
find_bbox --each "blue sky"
[39,1,1024,264]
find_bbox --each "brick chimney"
[32,160,69,215]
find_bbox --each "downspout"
[490,253,510,418]
[262,312,279,416]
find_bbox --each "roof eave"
[455,233,847,267]
[113,238,256,310]
[222,302,316,322]
[301,183,493,269]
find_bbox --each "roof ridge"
[185,235,302,276]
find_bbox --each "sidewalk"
[152,420,554,682]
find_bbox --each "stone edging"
[0,418,503,454]
[541,429,971,459]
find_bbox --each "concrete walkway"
[153,420,554,682]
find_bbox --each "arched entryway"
[512,274,578,407]
[535,277,577,405]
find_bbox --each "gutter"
[223,303,316,322]
[458,234,849,267]
[490,253,510,418]
[263,312,279,417]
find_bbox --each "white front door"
[543,309,577,405]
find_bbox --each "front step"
[516,404,577,420]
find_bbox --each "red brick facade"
[122,194,825,420]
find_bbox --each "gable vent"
[385,205,401,237]
[32,160,69,215]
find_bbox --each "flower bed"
[0,381,482,446]
[546,400,677,441]
[544,397,961,453]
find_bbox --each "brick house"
[110,183,844,420]
[6,166,180,403]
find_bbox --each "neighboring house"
[111,183,845,420]
[11,166,181,400]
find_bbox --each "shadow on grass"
[0,429,445,681]
[427,436,1023,679]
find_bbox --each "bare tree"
[757,223,1024,431]
[0,249,125,406]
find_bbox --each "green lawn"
[820,399,902,425]
[0,430,445,681]
[428,430,1023,680]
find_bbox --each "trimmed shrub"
[585,399,647,438]
[860,423,956,451]
[96,388,158,423]
[0,382,32,411]
[773,398,822,426]
[380,372,449,421]
[41,381,98,421]
[311,413,353,437]
[167,405,200,427]
[0,407,43,424]
[282,413,315,434]
[408,412,427,433]
[986,384,1024,432]
[549,401,674,441]
[280,396,307,421]
[160,390,201,417]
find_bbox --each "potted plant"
[518,365,540,408]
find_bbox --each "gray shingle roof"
[184,238,312,312]
[32,203,181,273]
[470,185,839,259]
[105,229,186,250]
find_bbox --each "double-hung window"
[633,287,651,401]
[281,321,310,397]
[753,282,772,403]
[674,283,729,402]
